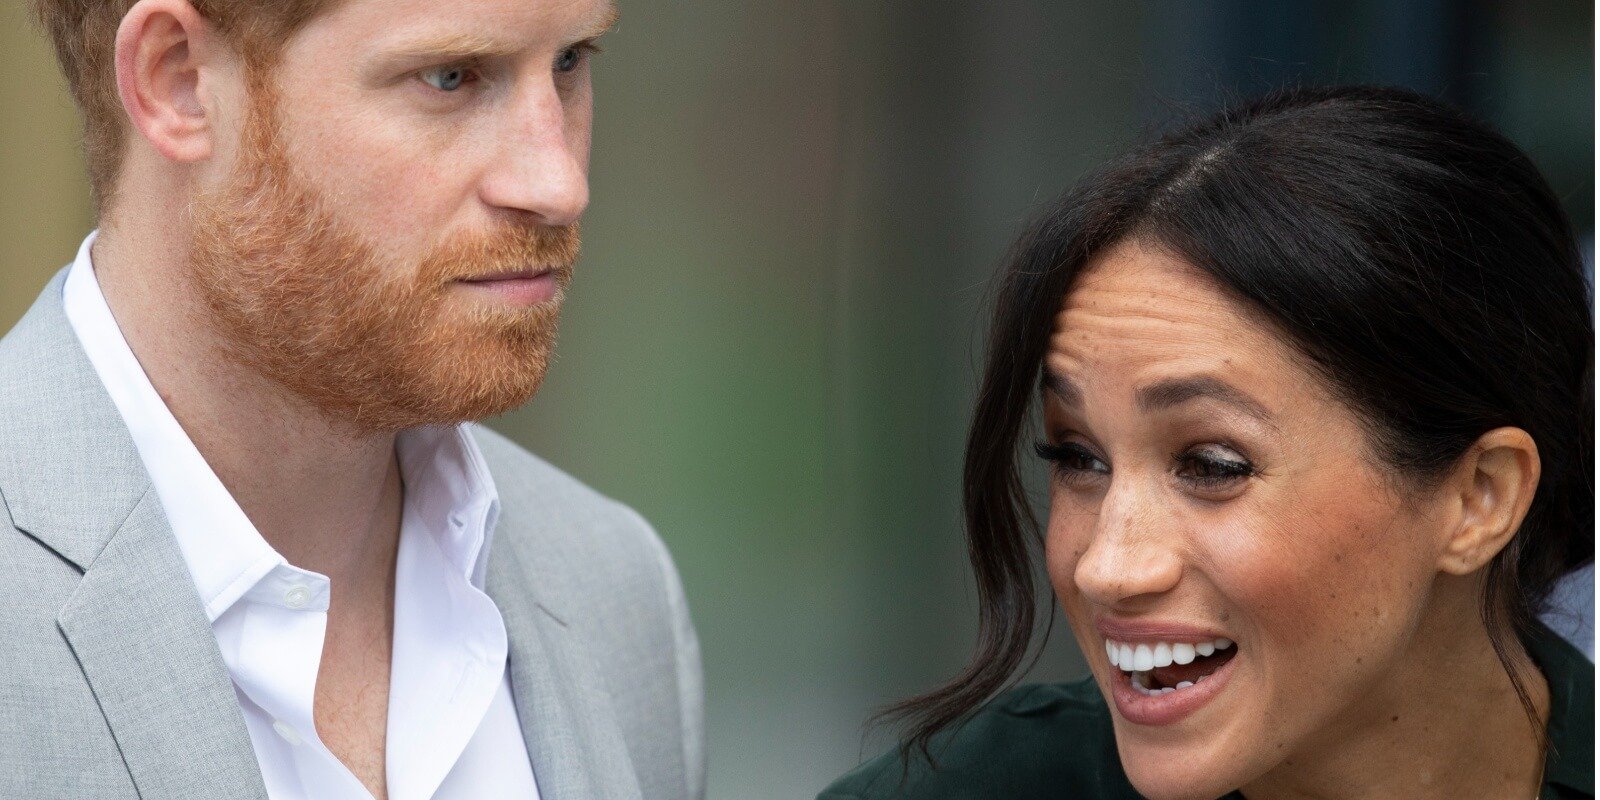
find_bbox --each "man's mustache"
[421,224,581,287]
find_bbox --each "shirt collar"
[61,230,501,620]
[396,423,501,589]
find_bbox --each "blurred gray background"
[3,1,1591,798]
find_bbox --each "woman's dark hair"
[885,85,1594,761]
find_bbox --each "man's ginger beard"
[187,78,579,434]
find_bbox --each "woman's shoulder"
[818,679,1141,800]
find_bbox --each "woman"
[821,86,1593,800]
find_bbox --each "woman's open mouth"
[1103,636,1240,726]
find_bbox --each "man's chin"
[298,328,557,434]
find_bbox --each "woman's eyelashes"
[1034,440,1110,487]
[1173,445,1255,490]
[1034,439,1256,492]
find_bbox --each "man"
[0,0,703,798]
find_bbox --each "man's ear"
[114,0,227,164]
[1437,427,1541,575]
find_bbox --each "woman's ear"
[114,0,226,164]
[1437,427,1541,575]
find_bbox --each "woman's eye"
[1034,441,1110,485]
[420,65,473,92]
[1174,447,1254,488]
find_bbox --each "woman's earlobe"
[1438,427,1541,575]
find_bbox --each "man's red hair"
[32,0,334,212]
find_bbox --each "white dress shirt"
[62,232,541,800]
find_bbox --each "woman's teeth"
[1130,670,1199,695]
[1105,637,1235,695]
[1105,638,1232,670]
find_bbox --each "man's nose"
[1072,479,1183,609]
[477,81,589,227]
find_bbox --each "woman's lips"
[1095,616,1240,726]
[1105,638,1238,726]
[1095,616,1229,643]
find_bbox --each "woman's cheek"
[1044,514,1090,606]
[1207,487,1430,694]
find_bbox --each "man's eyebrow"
[372,5,619,66]
[1136,376,1274,423]
[378,32,509,63]
[592,3,620,37]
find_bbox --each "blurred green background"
[3,1,1591,797]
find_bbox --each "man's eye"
[555,44,593,73]
[420,65,472,92]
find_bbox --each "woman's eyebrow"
[1041,370,1083,407]
[1136,376,1275,424]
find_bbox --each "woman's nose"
[1071,480,1184,608]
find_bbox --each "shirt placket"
[222,564,373,798]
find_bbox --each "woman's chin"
[1088,647,1269,800]
[1117,752,1248,800]
[1110,716,1267,800]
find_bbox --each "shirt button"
[271,719,302,746]
[284,586,312,609]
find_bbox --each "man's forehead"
[311,0,617,53]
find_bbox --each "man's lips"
[457,267,556,283]
[452,268,563,306]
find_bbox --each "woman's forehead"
[1053,243,1247,362]
[1045,239,1323,410]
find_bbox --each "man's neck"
[89,227,405,595]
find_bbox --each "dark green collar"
[1528,622,1594,796]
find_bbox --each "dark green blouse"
[820,625,1593,799]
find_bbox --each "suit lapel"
[488,536,644,800]
[57,490,268,800]
[0,269,266,800]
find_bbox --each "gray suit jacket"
[0,270,705,800]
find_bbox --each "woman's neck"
[1240,595,1549,800]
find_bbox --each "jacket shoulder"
[468,423,676,610]
[471,424,704,799]
[819,681,1136,800]
[470,423,643,528]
